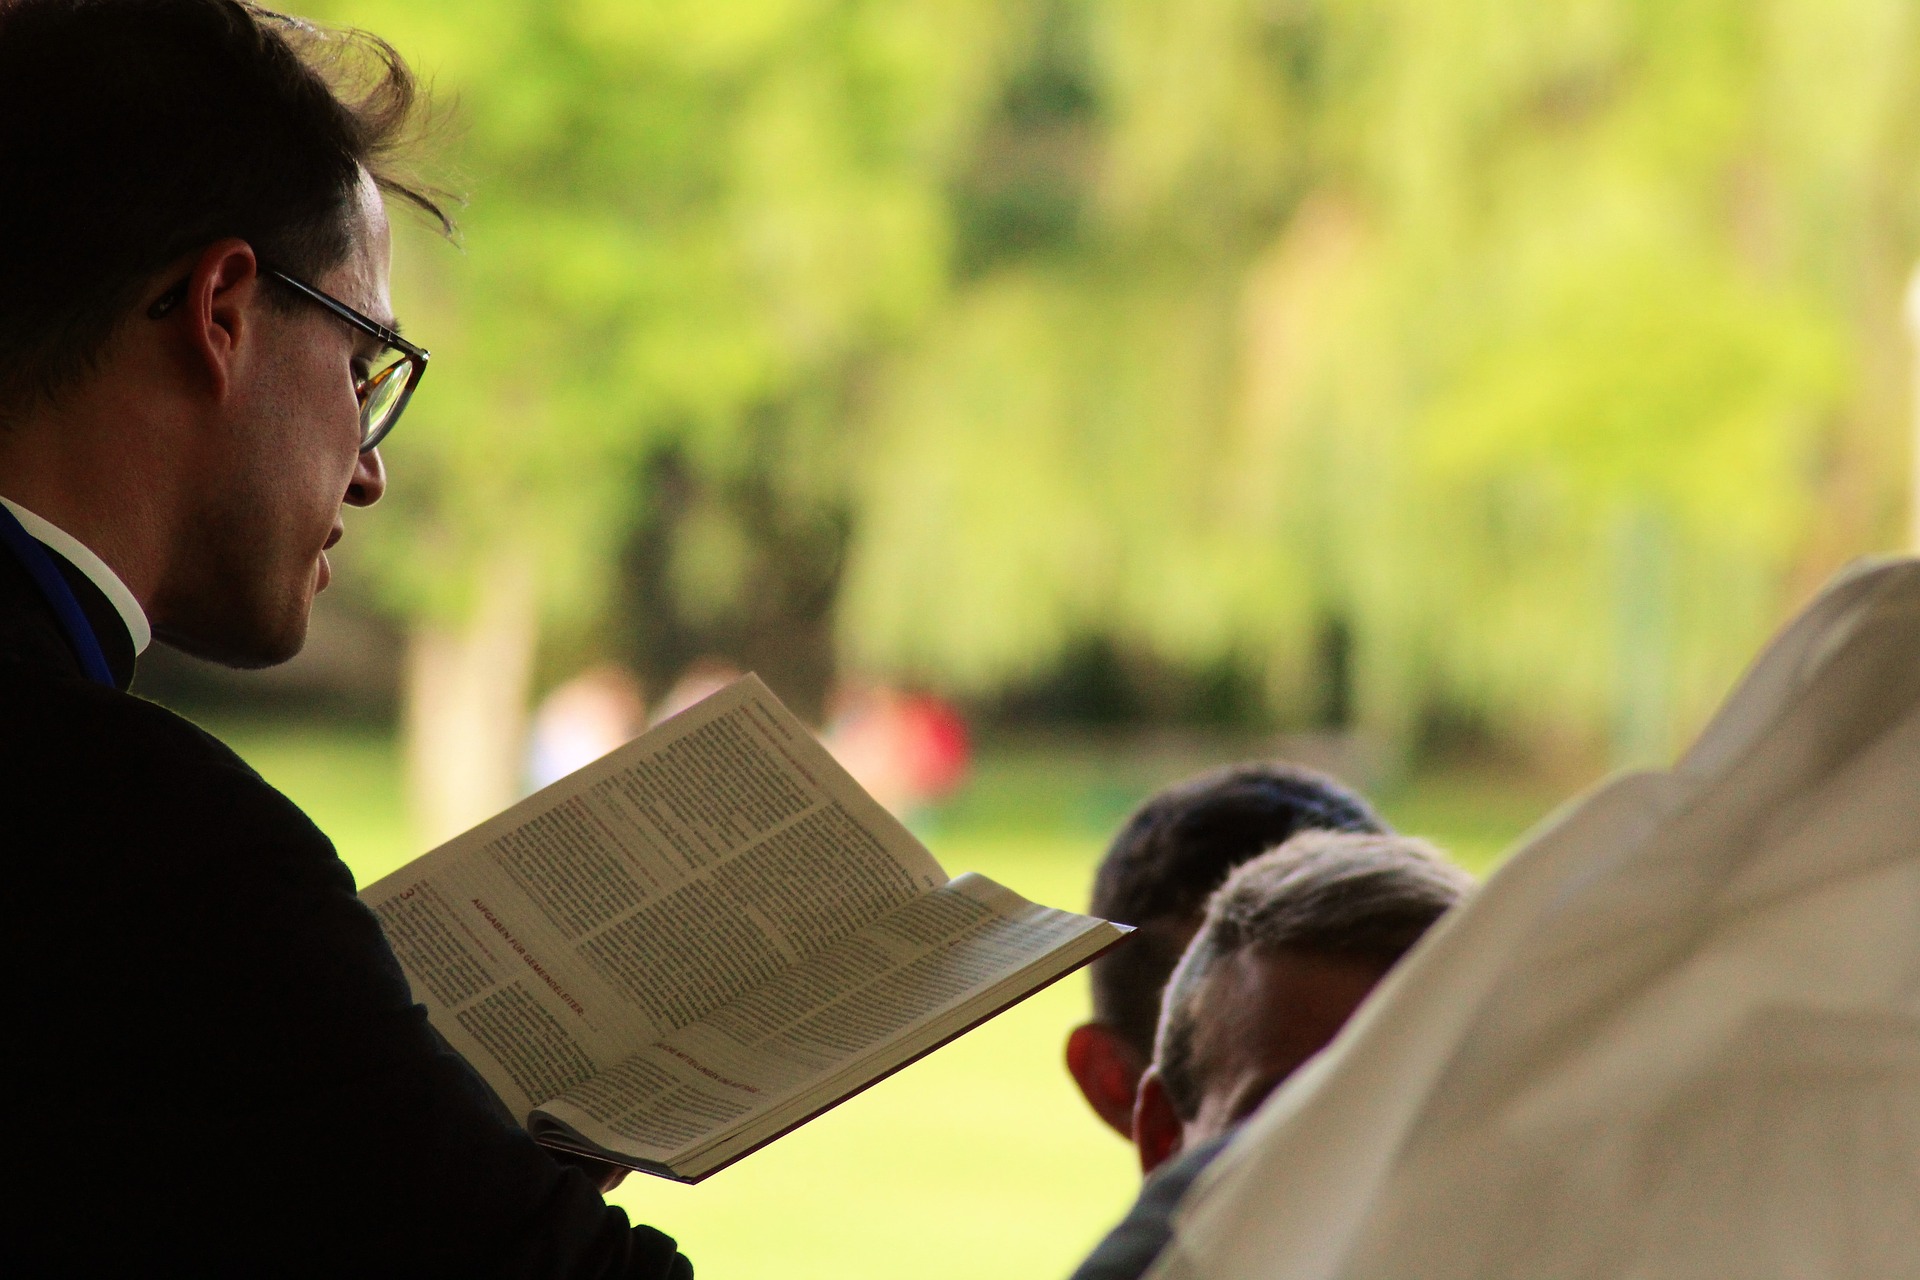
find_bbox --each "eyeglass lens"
[359,354,415,449]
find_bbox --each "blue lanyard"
[0,503,116,688]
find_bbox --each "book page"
[359,676,948,1117]
[529,873,1124,1174]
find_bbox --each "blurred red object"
[825,684,971,817]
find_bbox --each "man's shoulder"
[1,656,259,775]
[1070,1136,1235,1280]
[3,644,234,736]
[0,657,336,873]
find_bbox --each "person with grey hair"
[1070,831,1472,1280]
[1066,764,1388,1141]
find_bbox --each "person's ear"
[164,239,264,403]
[1066,1022,1145,1139]
[1132,1067,1184,1176]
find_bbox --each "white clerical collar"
[0,497,151,654]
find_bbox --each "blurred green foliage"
[313,0,994,624]
[309,0,1920,761]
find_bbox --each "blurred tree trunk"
[403,550,538,847]
[1907,265,1920,554]
[616,445,849,724]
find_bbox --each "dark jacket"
[1068,1135,1233,1280]
[0,541,692,1279]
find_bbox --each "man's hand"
[545,1148,631,1195]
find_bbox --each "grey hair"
[1154,830,1472,1121]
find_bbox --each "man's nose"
[345,447,387,507]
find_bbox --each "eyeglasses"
[147,267,429,452]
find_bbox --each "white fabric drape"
[1149,557,1920,1280]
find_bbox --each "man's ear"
[1132,1067,1184,1176]
[167,239,265,403]
[1066,1021,1146,1139]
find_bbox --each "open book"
[360,676,1129,1182]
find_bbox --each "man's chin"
[154,611,311,671]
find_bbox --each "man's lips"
[318,525,344,592]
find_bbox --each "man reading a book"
[1066,764,1387,1138]
[1070,831,1472,1280]
[0,2,689,1275]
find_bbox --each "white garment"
[0,496,150,653]
[1149,557,1920,1280]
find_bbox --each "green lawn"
[209,718,1574,1280]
